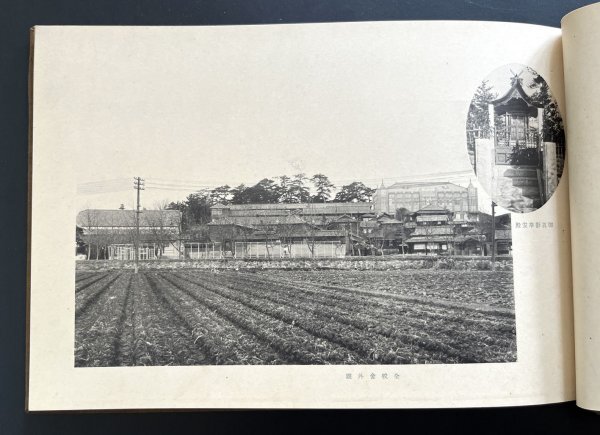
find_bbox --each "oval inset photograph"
[466,64,565,213]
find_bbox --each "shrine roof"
[491,79,541,117]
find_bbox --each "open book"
[27,2,600,411]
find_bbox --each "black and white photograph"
[75,178,515,366]
[72,28,518,367]
[466,64,566,213]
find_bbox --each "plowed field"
[75,269,516,366]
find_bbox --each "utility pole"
[491,201,496,270]
[133,177,145,274]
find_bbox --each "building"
[494,225,513,256]
[372,181,478,216]
[208,203,377,258]
[208,204,352,258]
[473,73,565,212]
[404,205,456,254]
[404,204,487,255]
[489,75,543,165]
[207,200,501,257]
[76,209,182,260]
[359,214,405,253]
[211,202,374,219]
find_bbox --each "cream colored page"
[562,2,600,412]
[29,23,573,410]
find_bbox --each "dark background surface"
[1,0,599,433]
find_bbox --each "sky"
[75,63,549,214]
[486,63,540,99]
[48,25,561,215]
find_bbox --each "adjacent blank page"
[562,2,600,412]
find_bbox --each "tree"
[146,202,182,258]
[166,200,184,211]
[334,182,375,202]
[310,174,335,203]
[252,178,282,203]
[277,215,299,257]
[277,175,293,203]
[209,185,232,205]
[466,80,497,153]
[81,209,102,260]
[395,207,411,222]
[395,207,411,255]
[183,192,212,226]
[301,217,320,258]
[255,219,279,259]
[288,173,310,203]
[527,67,565,148]
[230,179,281,204]
[230,184,249,204]
[209,222,238,257]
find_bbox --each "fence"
[108,244,157,260]
[184,242,223,259]
[234,241,346,259]
[106,241,345,260]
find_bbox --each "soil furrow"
[75,272,111,293]
[76,273,122,318]
[112,274,134,366]
[179,271,481,363]
[160,272,366,364]
[165,272,419,364]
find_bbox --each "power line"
[145,186,211,192]
[145,171,473,190]
[77,178,133,195]
[78,170,475,197]
[78,177,131,186]
[145,181,213,188]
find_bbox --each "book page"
[562,2,600,412]
[28,22,574,410]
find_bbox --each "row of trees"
[166,174,375,229]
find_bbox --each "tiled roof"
[454,235,486,243]
[81,231,179,244]
[383,181,467,190]
[405,236,454,243]
[329,214,359,222]
[77,209,181,228]
[244,229,345,240]
[208,214,312,228]
[210,202,373,214]
[302,204,373,215]
[377,217,402,224]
